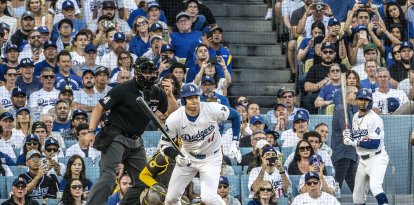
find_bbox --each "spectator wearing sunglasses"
[16,134,42,165]
[0,67,18,108]
[292,172,340,205]
[314,64,342,111]
[43,137,66,176]
[247,180,277,205]
[29,67,60,116]
[217,176,240,205]
[0,44,20,82]
[2,178,39,205]
[287,140,315,175]
[58,178,86,205]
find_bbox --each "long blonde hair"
[253,180,277,204]
[15,110,33,135]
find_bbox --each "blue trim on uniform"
[186,113,199,122]
[375,193,388,205]
[227,108,240,141]
[359,139,380,149]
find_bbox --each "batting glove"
[342,129,351,138]
[230,140,242,163]
[343,137,358,147]
[176,155,191,167]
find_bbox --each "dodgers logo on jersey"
[181,125,215,142]
[352,128,368,140]
[375,127,381,135]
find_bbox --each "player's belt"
[360,150,382,160]
[189,149,220,159]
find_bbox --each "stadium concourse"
[0,0,414,205]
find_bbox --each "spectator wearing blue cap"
[149,22,164,38]
[372,68,408,115]
[52,0,81,25]
[281,110,309,148]
[34,41,59,78]
[37,26,51,43]
[199,76,230,107]
[157,44,179,78]
[0,44,20,82]
[55,19,74,52]
[147,1,168,29]
[142,35,163,60]
[184,0,210,33]
[43,137,66,176]
[171,12,202,59]
[54,50,82,91]
[239,115,267,148]
[210,26,233,76]
[129,16,151,57]
[16,58,42,96]
[127,0,168,29]
[248,145,290,199]
[217,176,241,205]
[73,70,101,113]
[99,32,137,71]
[390,41,414,87]
[109,50,134,84]
[2,177,40,205]
[51,3,86,43]
[29,67,60,117]
[11,11,35,47]
[65,123,101,161]
[0,1,17,36]
[74,43,100,74]
[322,17,347,61]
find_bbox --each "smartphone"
[266,156,278,166]
[41,158,49,170]
[162,29,170,43]
[161,54,169,62]
[206,31,213,39]
[208,56,218,64]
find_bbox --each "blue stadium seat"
[231,166,243,175]
[84,157,100,181]
[224,175,241,198]
[5,176,14,198]
[0,199,7,204]
[240,175,250,205]
[142,131,162,147]
[289,175,301,197]
[46,198,60,205]
[58,156,70,166]
[65,140,78,148]
[9,166,28,176]
[0,176,7,199]
[13,147,21,157]
[281,147,293,163]
[277,197,290,205]
[240,147,251,155]
[325,166,334,176]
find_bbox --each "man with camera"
[248,146,291,199]
[158,44,179,78]
[296,0,333,38]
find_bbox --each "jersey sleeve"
[98,86,122,111]
[366,115,384,140]
[208,102,230,122]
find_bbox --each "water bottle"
[382,98,388,114]
[335,182,341,199]
[287,186,293,201]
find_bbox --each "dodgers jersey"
[163,102,229,155]
[351,110,385,155]
[372,89,409,113]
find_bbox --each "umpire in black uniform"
[84,59,179,205]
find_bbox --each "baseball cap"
[147,1,160,10]
[309,154,323,164]
[59,86,73,95]
[20,58,34,67]
[72,109,87,120]
[399,41,414,52]
[6,44,18,52]
[22,11,34,19]
[355,25,368,33]
[201,76,215,84]
[274,103,287,110]
[102,0,116,9]
[16,107,30,115]
[13,178,27,186]
[328,18,340,27]
[37,26,50,33]
[304,172,320,181]
[293,110,309,123]
[113,32,126,41]
[265,129,280,140]
[12,87,26,97]
[82,69,95,77]
[150,35,162,44]
[161,44,175,53]
[62,0,75,10]
[149,23,163,32]
[0,112,14,121]
[84,44,97,53]
[250,115,264,125]
[176,12,190,21]
[95,66,110,76]
[219,176,229,186]
[363,43,377,53]
[44,137,60,148]
[25,134,39,142]
[210,25,223,33]
[26,149,41,160]
[1,22,10,31]
[32,121,47,131]
[43,41,57,49]
[387,97,400,113]
[262,146,277,156]
[277,87,295,98]
[256,139,269,150]
[321,42,336,51]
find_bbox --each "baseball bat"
[340,73,348,129]
[136,97,184,157]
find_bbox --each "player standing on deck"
[160,83,240,205]
[343,88,390,205]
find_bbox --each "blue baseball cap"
[12,87,26,97]
[43,41,57,49]
[161,44,175,53]
[102,0,116,9]
[6,44,18,52]
[20,58,34,67]
[13,177,28,186]
[72,109,87,120]
[44,137,60,148]
[176,12,190,21]
[113,32,126,41]
[1,22,10,31]
[321,41,336,51]
[149,23,163,32]
[262,146,277,156]
[25,134,39,142]
[84,44,97,53]
[293,110,309,123]
[150,35,162,44]
[37,26,50,33]
[219,176,229,186]
[265,129,280,140]
[250,115,264,125]
[16,107,30,115]
[399,41,414,51]
[328,18,340,27]
[0,112,14,121]
[201,76,215,84]
[387,97,400,113]
[355,25,368,33]
[274,102,287,110]
[305,172,320,181]
[62,0,75,10]
[147,1,160,10]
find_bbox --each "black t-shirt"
[18,172,58,200]
[99,80,168,136]
[290,6,306,27]
[1,196,40,205]
[159,0,216,26]
[10,30,29,47]
[389,61,408,82]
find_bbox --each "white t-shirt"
[70,51,86,67]
[28,88,60,117]
[397,78,412,96]
[0,86,12,108]
[291,192,340,205]
[372,89,409,113]
[248,167,290,198]
[281,129,300,148]
[65,143,101,161]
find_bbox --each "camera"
[102,20,116,29]
[312,0,325,11]
[266,156,278,166]
[208,56,218,64]
[359,0,370,8]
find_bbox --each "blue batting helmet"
[180,83,201,105]
[356,88,373,110]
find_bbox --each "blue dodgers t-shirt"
[171,31,202,58]
[0,151,16,166]
[127,7,168,28]
[318,84,341,101]
[52,121,71,133]
[55,73,82,91]
[34,60,59,77]
[129,35,151,57]
[15,76,42,96]
[298,37,315,62]
[323,0,355,22]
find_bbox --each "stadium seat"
[0,199,7,204]
[289,175,301,197]
[46,198,59,205]
[4,176,14,198]
[240,175,250,205]
[277,197,290,205]
[240,147,251,155]
[231,166,243,175]
[281,147,293,163]
[9,166,28,176]
[58,156,70,166]
[0,176,7,199]
[13,147,21,157]
[325,166,334,176]
[142,131,162,147]
[224,175,241,198]
[65,140,77,148]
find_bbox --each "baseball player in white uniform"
[160,83,241,205]
[343,88,389,205]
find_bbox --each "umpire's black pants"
[334,158,358,192]
[86,134,147,205]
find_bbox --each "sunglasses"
[330,69,341,73]
[7,73,17,77]
[299,146,311,152]
[45,147,59,152]
[281,95,293,99]
[42,75,55,79]
[392,51,400,55]
[26,141,39,146]
[305,181,319,186]
[218,185,228,189]
[322,50,335,55]
[30,35,41,39]
[259,187,272,192]
[71,185,83,190]
[74,117,86,121]
[136,21,148,27]
[15,185,26,190]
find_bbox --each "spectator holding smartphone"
[43,138,66,176]
[193,55,231,96]
[297,155,335,195]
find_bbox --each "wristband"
[279,171,285,174]
[88,129,95,133]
